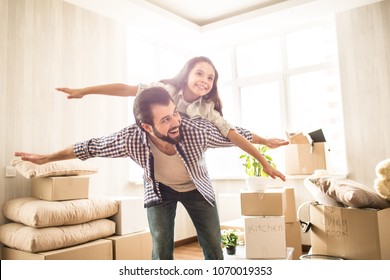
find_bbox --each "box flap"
[308,129,326,142]
[285,132,310,144]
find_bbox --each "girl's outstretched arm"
[251,132,289,148]
[227,130,286,181]
[56,83,138,99]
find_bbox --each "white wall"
[0,0,129,226]
[336,0,390,186]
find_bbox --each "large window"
[205,18,347,177]
[127,17,347,181]
[286,24,339,68]
[236,36,282,77]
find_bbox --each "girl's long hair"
[160,56,223,115]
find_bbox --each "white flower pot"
[245,177,273,192]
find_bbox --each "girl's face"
[183,61,215,102]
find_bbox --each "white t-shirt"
[150,140,196,192]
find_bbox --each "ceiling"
[65,0,383,52]
[143,0,289,26]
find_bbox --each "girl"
[56,56,288,181]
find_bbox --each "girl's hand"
[56,87,84,99]
[265,138,289,149]
[262,164,286,181]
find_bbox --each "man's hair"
[133,87,173,131]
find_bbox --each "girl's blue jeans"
[147,183,223,260]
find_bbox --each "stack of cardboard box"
[104,196,152,260]
[283,187,304,260]
[241,188,287,259]
[221,187,302,260]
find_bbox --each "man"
[15,87,255,260]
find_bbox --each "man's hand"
[14,152,50,165]
[15,145,76,165]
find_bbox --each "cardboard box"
[284,142,327,175]
[285,221,303,260]
[310,204,390,259]
[1,239,113,260]
[284,187,297,223]
[107,196,148,235]
[221,217,302,259]
[31,176,89,201]
[286,132,310,144]
[244,216,286,259]
[240,188,286,216]
[106,230,152,260]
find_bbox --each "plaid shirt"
[74,118,252,207]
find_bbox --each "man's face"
[143,101,182,144]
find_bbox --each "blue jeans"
[147,183,223,260]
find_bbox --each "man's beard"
[152,125,182,145]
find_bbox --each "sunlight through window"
[127,18,347,180]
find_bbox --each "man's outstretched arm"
[15,145,76,165]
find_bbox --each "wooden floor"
[173,241,309,260]
[173,241,204,260]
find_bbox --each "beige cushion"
[309,177,390,209]
[11,158,98,179]
[304,176,343,207]
[2,197,119,228]
[0,219,115,253]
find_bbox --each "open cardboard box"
[309,203,390,260]
[285,129,327,175]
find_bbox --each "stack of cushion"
[0,159,119,254]
[0,197,118,253]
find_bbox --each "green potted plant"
[221,229,241,255]
[240,145,277,191]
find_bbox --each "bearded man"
[15,86,253,260]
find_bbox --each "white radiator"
[217,193,241,222]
